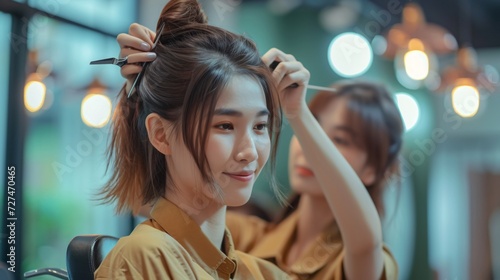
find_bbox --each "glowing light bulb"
[403,38,429,80]
[24,79,46,113]
[451,79,480,118]
[81,93,112,128]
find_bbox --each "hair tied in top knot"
[157,0,208,32]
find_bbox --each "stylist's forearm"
[286,108,383,253]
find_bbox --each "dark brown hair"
[278,80,403,220]
[100,0,282,214]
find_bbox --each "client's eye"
[215,123,234,130]
[254,123,268,131]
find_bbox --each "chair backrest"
[66,235,118,280]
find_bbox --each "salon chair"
[24,234,118,280]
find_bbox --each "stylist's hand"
[262,48,310,119]
[117,23,157,93]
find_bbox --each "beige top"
[95,198,289,279]
[227,211,398,280]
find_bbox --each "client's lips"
[223,171,254,182]
[295,166,314,177]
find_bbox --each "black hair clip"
[126,22,166,98]
[89,22,166,99]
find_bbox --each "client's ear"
[145,113,172,155]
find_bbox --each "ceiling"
[244,0,500,49]
[367,0,500,49]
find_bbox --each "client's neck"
[169,190,226,251]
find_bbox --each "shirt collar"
[251,211,343,275]
[149,197,237,278]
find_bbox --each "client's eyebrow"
[213,108,270,117]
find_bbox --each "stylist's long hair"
[100,0,282,214]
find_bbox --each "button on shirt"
[95,198,289,280]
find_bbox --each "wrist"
[285,104,311,126]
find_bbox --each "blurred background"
[1,0,499,279]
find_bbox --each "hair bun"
[157,0,207,32]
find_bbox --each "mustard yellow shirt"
[227,211,398,280]
[95,198,289,280]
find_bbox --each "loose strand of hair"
[98,86,146,214]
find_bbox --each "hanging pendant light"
[401,38,430,81]
[81,78,112,128]
[437,47,497,118]
[24,50,53,113]
[24,73,47,113]
[378,3,457,89]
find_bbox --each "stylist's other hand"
[262,48,310,119]
[117,23,157,93]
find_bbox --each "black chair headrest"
[66,235,118,280]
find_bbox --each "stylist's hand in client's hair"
[262,48,310,119]
[117,23,157,93]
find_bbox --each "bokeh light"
[328,32,373,77]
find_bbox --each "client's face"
[168,75,270,208]
[208,75,271,207]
